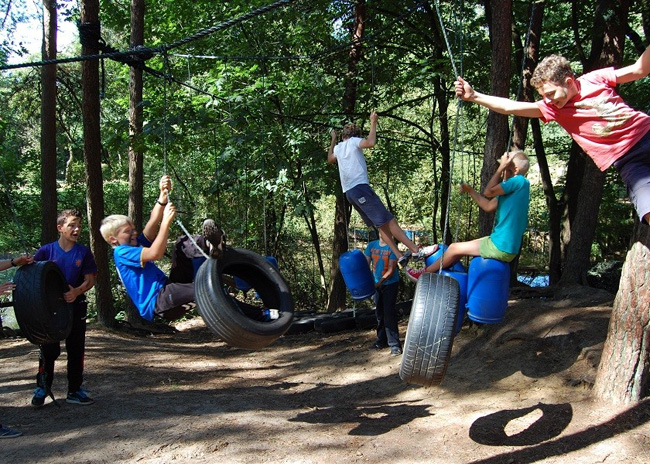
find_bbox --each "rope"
[433,0,465,272]
[2,1,420,73]
[159,49,209,260]
[0,0,296,72]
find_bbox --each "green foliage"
[1,0,645,312]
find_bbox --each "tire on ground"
[194,248,294,349]
[399,272,459,387]
[12,261,73,345]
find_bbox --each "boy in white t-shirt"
[327,111,431,268]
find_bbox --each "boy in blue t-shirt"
[100,176,224,322]
[32,209,98,407]
[364,236,402,356]
[406,151,530,281]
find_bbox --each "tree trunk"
[40,0,58,244]
[560,0,629,284]
[327,0,366,312]
[81,0,115,327]
[594,221,650,404]
[479,0,511,237]
[124,0,146,324]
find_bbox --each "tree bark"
[81,0,115,327]
[327,0,366,312]
[594,221,650,404]
[560,0,629,285]
[40,0,58,244]
[124,0,147,324]
[479,0,511,237]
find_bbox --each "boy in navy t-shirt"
[32,209,98,407]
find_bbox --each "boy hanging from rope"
[456,47,650,224]
[100,175,224,321]
[328,110,432,268]
[405,151,530,281]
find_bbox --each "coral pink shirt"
[536,67,650,171]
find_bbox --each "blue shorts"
[345,184,394,228]
[614,130,650,222]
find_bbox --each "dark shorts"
[345,183,394,228]
[155,282,195,319]
[613,130,650,222]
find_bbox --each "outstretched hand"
[459,182,473,194]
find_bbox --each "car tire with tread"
[194,248,294,349]
[12,261,73,345]
[399,272,459,387]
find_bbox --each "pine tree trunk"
[478,0,511,237]
[327,0,366,312]
[81,0,116,328]
[40,0,58,244]
[594,222,650,404]
[125,0,146,324]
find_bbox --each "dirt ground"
[1,285,650,464]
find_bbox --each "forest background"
[0,0,644,322]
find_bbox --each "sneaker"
[397,250,412,269]
[404,266,424,283]
[390,346,403,356]
[66,389,94,405]
[202,219,225,259]
[411,244,439,262]
[370,342,388,350]
[419,244,439,258]
[31,387,46,408]
[0,425,22,438]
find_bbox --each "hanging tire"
[12,261,73,345]
[194,247,294,349]
[399,272,459,387]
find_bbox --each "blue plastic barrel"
[234,256,278,292]
[440,269,468,334]
[466,257,510,324]
[425,244,466,273]
[339,249,375,301]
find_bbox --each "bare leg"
[644,212,650,225]
[380,219,419,253]
[425,238,482,272]
[377,228,403,259]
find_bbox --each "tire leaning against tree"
[12,261,73,345]
[399,272,460,387]
[194,247,294,350]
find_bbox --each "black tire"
[314,313,356,333]
[399,272,459,387]
[12,261,73,345]
[194,247,294,349]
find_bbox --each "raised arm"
[327,129,338,164]
[460,182,498,213]
[142,175,172,241]
[455,77,543,118]
[616,45,650,84]
[141,202,177,263]
[358,110,378,149]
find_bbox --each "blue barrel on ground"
[234,256,278,292]
[440,269,468,334]
[339,249,375,301]
[425,243,466,273]
[466,257,510,324]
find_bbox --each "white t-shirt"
[333,137,370,192]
